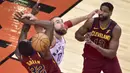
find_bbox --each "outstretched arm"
[14,12,53,28]
[15,24,31,60]
[64,9,98,29]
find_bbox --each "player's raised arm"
[75,18,93,41]
[31,0,40,15]
[15,24,31,60]
[14,12,53,29]
[64,9,99,29]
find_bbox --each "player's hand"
[31,0,40,15]
[85,38,97,48]
[87,9,100,19]
[85,33,98,49]
[14,12,34,25]
[85,33,91,43]
[22,13,38,20]
[85,33,94,45]
[14,12,24,21]
[85,32,92,39]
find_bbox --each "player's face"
[51,17,67,35]
[99,6,112,21]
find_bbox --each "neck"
[54,32,62,40]
[100,18,111,27]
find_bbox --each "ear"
[109,12,112,16]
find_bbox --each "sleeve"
[64,20,73,29]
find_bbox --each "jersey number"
[93,38,106,48]
[29,65,47,73]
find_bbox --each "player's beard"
[99,14,109,21]
[55,29,67,36]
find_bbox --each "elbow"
[75,33,84,42]
[45,21,54,29]
[108,55,116,59]
[75,35,82,41]
[107,53,116,59]
[46,21,54,32]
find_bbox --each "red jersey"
[21,52,61,73]
[83,18,117,60]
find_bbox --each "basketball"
[31,33,50,52]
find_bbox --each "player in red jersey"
[14,11,61,73]
[75,2,122,73]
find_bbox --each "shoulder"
[110,19,121,32]
[113,22,122,33]
[114,25,121,30]
[112,23,122,39]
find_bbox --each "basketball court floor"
[0,0,130,73]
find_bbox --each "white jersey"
[50,37,66,65]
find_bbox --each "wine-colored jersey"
[21,52,61,73]
[83,18,117,59]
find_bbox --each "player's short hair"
[50,16,59,20]
[18,40,34,56]
[100,2,114,12]
[50,16,63,22]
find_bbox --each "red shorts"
[82,57,122,73]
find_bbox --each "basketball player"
[75,2,122,73]
[49,11,97,65]
[14,13,62,73]
[14,6,61,73]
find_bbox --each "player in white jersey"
[50,10,98,65]
[50,36,66,65]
